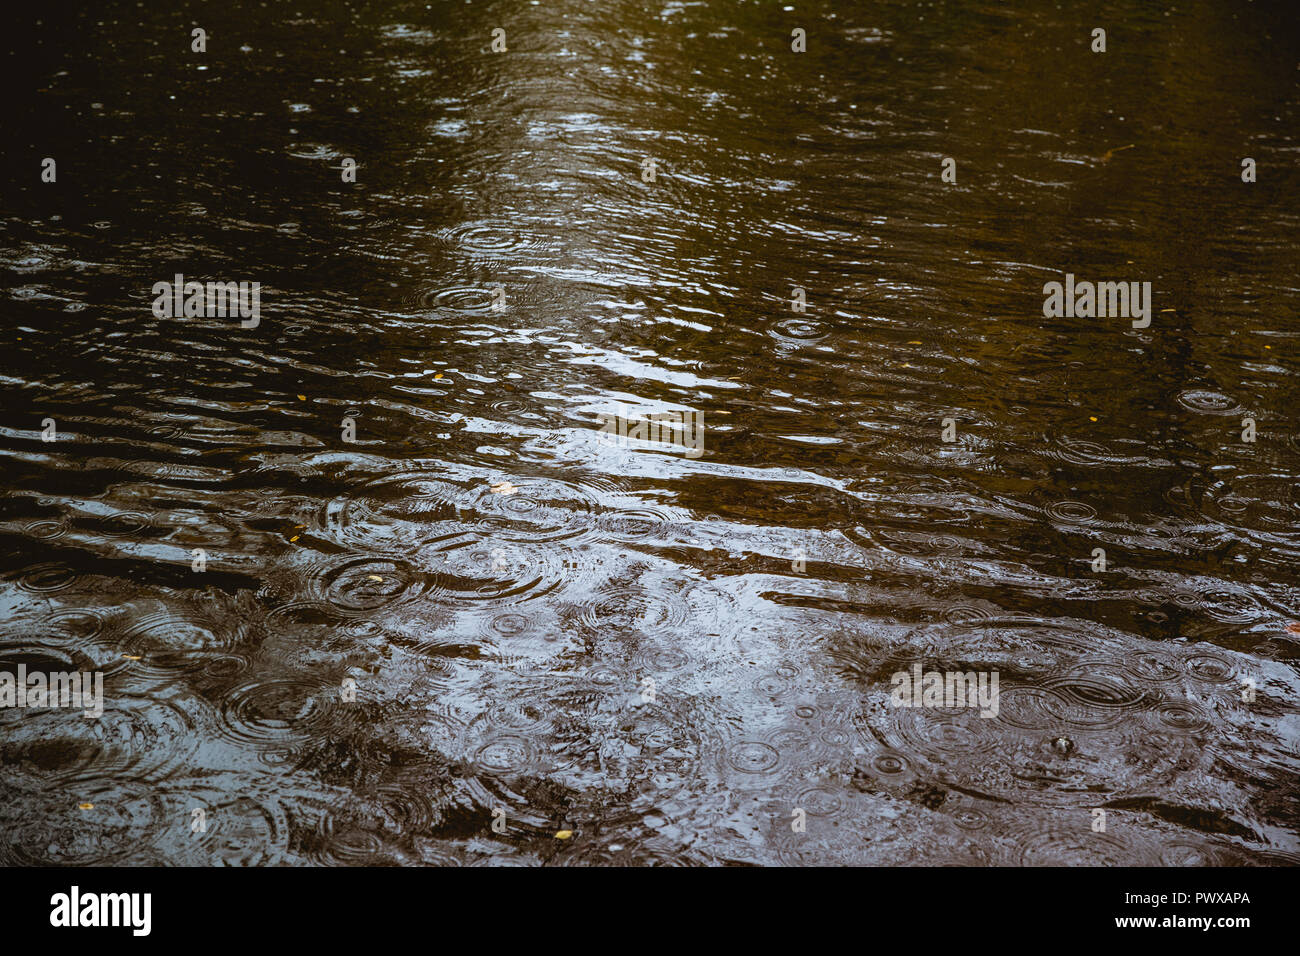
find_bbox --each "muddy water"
[2,0,1299,865]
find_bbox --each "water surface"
[2,0,1299,865]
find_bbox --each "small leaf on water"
[366,575,383,582]
[78,803,94,810]
[297,394,306,401]
[554,830,573,839]
[490,481,518,495]
[122,654,142,661]
[289,535,300,542]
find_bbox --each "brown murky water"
[2,0,1299,865]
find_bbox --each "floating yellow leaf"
[366,575,383,582]
[907,340,922,345]
[434,373,444,380]
[297,394,306,401]
[554,830,573,839]
[78,803,94,810]
[122,654,141,661]
[1089,416,1097,422]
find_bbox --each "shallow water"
[2,0,1299,865]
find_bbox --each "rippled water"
[2,0,1299,866]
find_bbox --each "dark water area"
[1,0,1298,866]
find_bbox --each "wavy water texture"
[0,0,1298,866]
